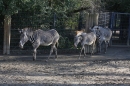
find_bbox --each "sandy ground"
[0,47,130,86]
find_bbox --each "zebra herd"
[74,26,112,59]
[19,26,112,61]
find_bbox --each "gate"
[96,12,130,47]
[110,12,130,46]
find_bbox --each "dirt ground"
[0,47,130,86]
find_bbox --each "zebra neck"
[27,31,35,44]
[29,35,35,44]
[78,35,83,42]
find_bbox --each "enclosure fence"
[0,12,130,55]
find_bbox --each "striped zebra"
[19,28,60,61]
[90,26,112,53]
[74,30,96,59]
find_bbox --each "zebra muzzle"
[19,43,23,49]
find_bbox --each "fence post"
[109,12,115,46]
[53,12,56,28]
[85,13,89,32]
[93,13,99,26]
[3,15,11,54]
[78,11,83,30]
[85,13,99,32]
[127,15,130,46]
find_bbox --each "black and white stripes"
[19,28,60,61]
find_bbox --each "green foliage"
[0,0,102,29]
[58,36,66,48]
[0,0,36,15]
[0,0,103,49]
[102,0,130,13]
[58,35,74,49]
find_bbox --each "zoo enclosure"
[0,12,130,55]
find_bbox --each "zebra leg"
[32,43,39,61]
[53,45,57,59]
[83,46,86,58]
[91,42,95,56]
[79,45,84,59]
[47,44,54,61]
[33,48,37,61]
[104,41,109,54]
[99,40,103,54]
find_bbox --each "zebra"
[90,26,112,54]
[74,30,96,59]
[19,27,60,61]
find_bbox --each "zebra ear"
[89,27,92,30]
[74,30,82,36]
[81,29,85,32]
[74,31,77,35]
[18,28,22,33]
[18,28,21,33]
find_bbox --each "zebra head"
[74,36,82,48]
[74,30,85,48]
[90,26,101,37]
[19,28,30,49]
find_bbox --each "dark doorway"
[110,13,130,46]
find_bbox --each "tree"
[0,0,102,53]
[102,0,130,13]
[0,0,37,54]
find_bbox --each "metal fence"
[1,12,130,55]
[10,29,77,55]
[98,12,110,27]
[110,12,130,46]
[9,12,100,54]
[9,11,78,54]
[96,12,130,46]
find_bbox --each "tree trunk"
[3,15,11,54]
[85,13,99,32]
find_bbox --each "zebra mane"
[21,27,34,37]
[27,28,33,32]
[79,35,83,42]
[91,25,95,29]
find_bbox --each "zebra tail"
[56,41,59,47]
